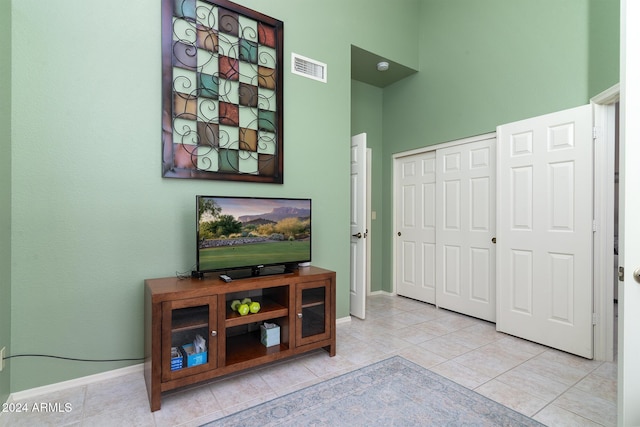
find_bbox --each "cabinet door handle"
[298,313,303,319]
[211,330,217,337]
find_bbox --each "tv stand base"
[144,266,336,411]
[192,264,300,280]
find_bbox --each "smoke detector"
[376,61,389,72]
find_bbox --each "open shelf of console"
[225,331,289,366]
[225,301,288,327]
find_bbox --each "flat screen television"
[194,196,312,279]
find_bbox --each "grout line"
[3,294,617,427]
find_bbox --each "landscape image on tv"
[197,197,311,272]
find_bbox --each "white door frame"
[592,83,619,362]
[619,0,640,421]
[366,148,372,295]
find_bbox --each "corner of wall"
[0,0,12,405]
[588,0,621,97]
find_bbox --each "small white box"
[260,323,280,347]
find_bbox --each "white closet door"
[395,151,436,304]
[436,138,496,322]
[496,104,593,358]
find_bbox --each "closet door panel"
[436,138,496,322]
[395,152,436,303]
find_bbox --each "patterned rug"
[203,356,545,427]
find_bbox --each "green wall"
[376,0,620,292]
[589,0,620,96]
[351,80,384,293]
[0,0,11,405]
[9,0,419,392]
[388,0,594,153]
[7,0,618,394]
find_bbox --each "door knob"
[634,268,640,284]
[211,330,217,337]
[397,232,401,236]
[352,232,362,239]
[491,237,496,244]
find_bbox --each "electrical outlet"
[0,347,5,372]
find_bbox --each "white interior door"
[350,133,367,319]
[436,138,496,322]
[394,151,436,303]
[619,0,640,422]
[496,104,593,358]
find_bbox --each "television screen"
[196,196,311,277]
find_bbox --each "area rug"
[203,356,545,427]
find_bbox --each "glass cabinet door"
[296,280,330,346]
[162,296,217,381]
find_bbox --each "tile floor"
[0,294,618,426]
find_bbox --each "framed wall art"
[162,0,284,183]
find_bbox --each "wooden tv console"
[144,266,336,411]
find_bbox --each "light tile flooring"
[0,294,617,426]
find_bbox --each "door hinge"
[592,313,598,325]
[592,220,598,232]
[592,126,600,140]
[619,266,625,281]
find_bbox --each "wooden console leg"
[149,385,161,412]
[325,343,336,357]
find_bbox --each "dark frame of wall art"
[161,0,284,183]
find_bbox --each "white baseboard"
[336,316,351,324]
[369,290,395,296]
[8,363,144,402]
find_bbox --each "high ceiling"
[351,45,417,88]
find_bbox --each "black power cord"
[1,266,199,365]
[2,354,144,362]
[1,266,198,365]
[176,264,197,280]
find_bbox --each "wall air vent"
[291,53,327,83]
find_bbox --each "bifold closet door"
[395,151,436,304]
[435,138,496,322]
[496,104,593,358]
